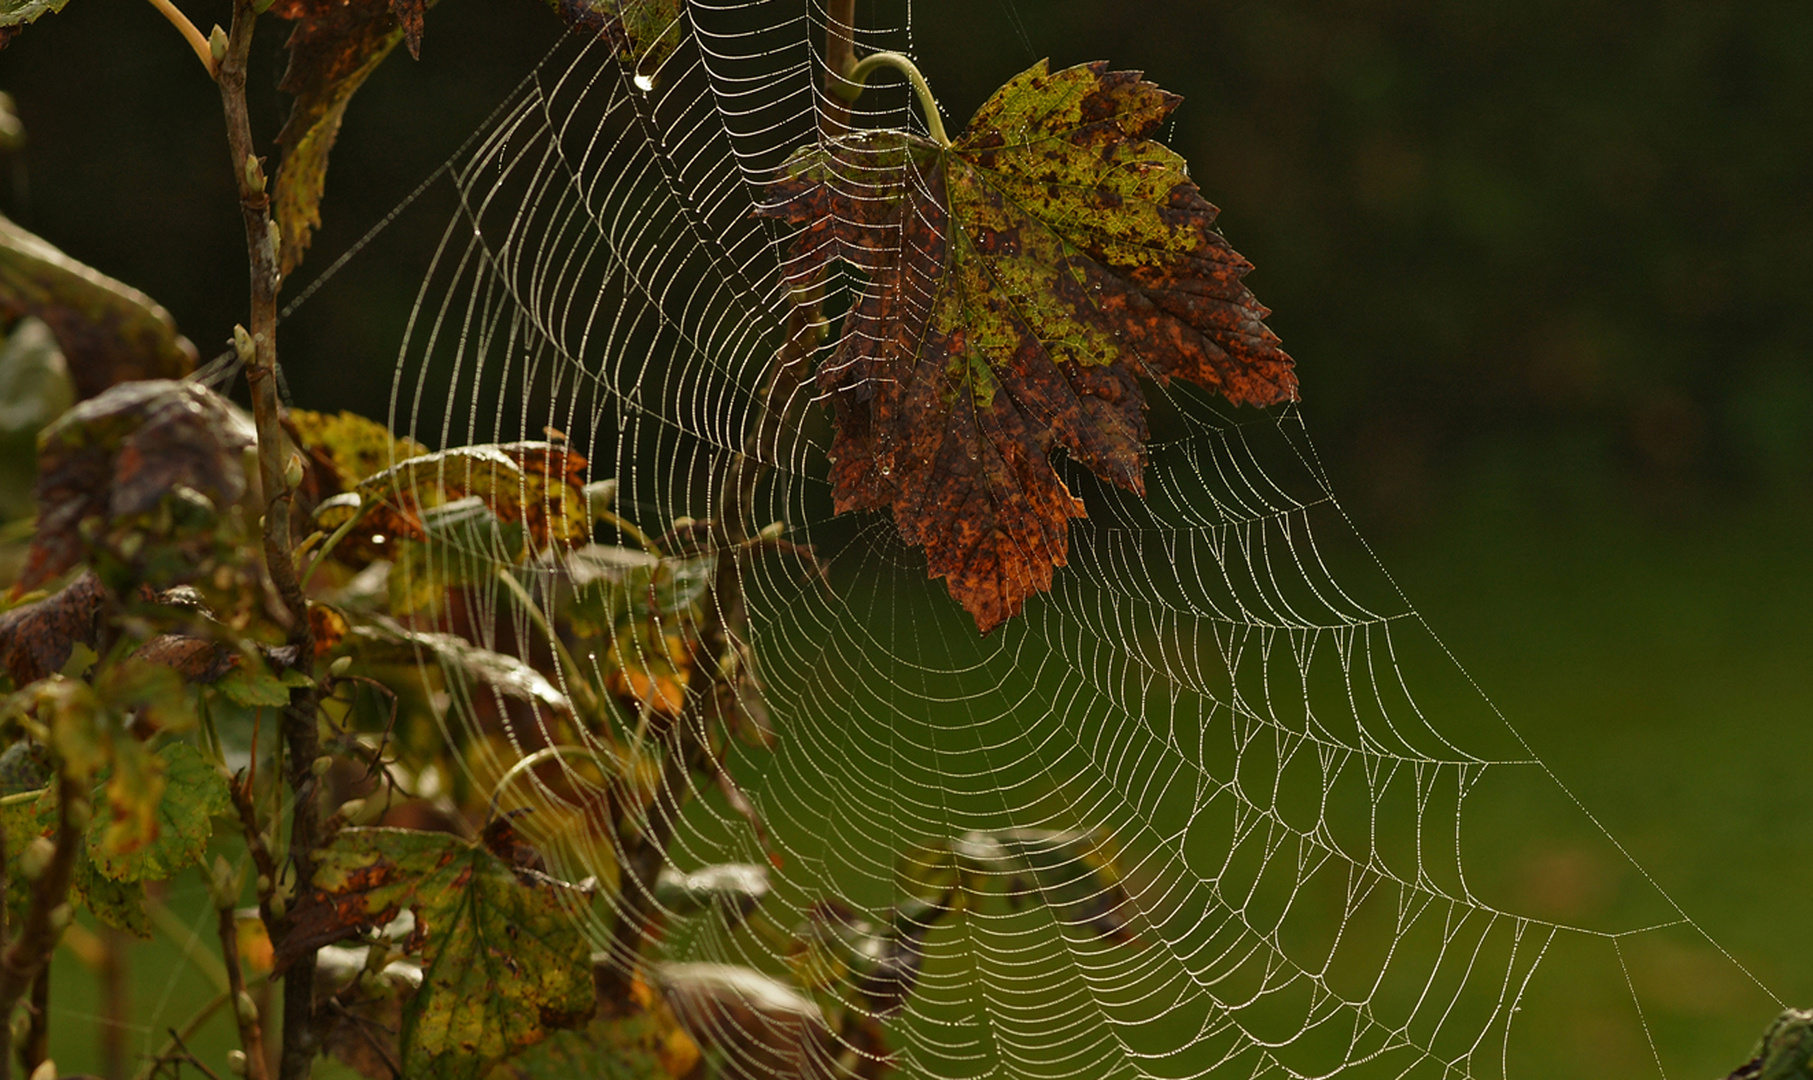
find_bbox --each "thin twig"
[141,0,218,78]
[219,901,271,1080]
[20,966,49,1075]
[129,988,237,1080]
[0,775,82,1080]
[159,1030,225,1080]
[216,2,322,1075]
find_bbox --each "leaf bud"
[328,656,353,678]
[64,797,91,830]
[232,324,256,365]
[255,874,272,897]
[26,1059,54,1080]
[210,855,239,910]
[284,452,305,492]
[18,837,55,882]
[336,797,366,824]
[267,891,287,920]
[311,754,335,778]
[236,990,259,1026]
[208,25,227,64]
[47,903,73,935]
[243,153,266,194]
[226,1050,248,1076]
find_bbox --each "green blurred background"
[1,0,1808,1075]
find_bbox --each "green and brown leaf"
[272,0,435,276]
[282,826,596,1079]
[88,739,230,882]
[18,379,253,591]
[758,60,1296,632]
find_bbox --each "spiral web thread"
[383,2,1780,1077]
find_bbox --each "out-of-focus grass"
[1374,487,1813,1070]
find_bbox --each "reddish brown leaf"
[129,634,237,684]
[0,571,105,686]
[19,380,253,590]
[758,61,1296,632]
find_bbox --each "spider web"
[377,2,1782,1077]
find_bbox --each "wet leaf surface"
[282,826,596,1078]
[758,60,1296,631]
[346,614,573,715]
[317,442,591,566]
[656,962,832,1079]
[0,213,196,398]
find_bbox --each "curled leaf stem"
[844,51,951,146]
[487,744,620,822]
[299,505,368,590]
[142,0,217,78]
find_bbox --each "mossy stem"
[843,51,951,146]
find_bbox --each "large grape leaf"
[758,60,1297,632]
[280,826,595,1079]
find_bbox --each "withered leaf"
[272,0,436,276]
[0,571,105,686]
[758,60,1297,632]
[19,379,253,591]
[281,826,596,1078]
[0,213,196,398]
[1,786,152,936]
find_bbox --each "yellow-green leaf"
[88,740,231,882]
